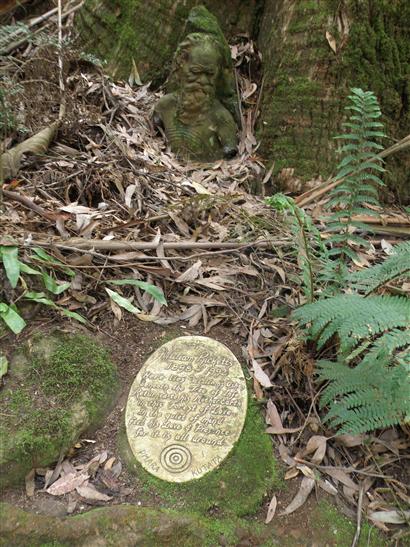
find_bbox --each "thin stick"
[2,2,83,56]
[3,189,53,220]
[19,238,276,252]
[351,485,364,547]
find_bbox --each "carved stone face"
[179,44,220,112]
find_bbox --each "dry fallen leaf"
[265,494,277,524]
[252,359,272,388]
[325,30,337,53]
[76,483,112,502]
[25,469,35,497]
[369,510,410,525]
[47,472,88,496]
[280,476,315,516]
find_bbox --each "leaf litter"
[0,6,409,540]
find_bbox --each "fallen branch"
[19,237,275,253]
[295,134,410,208]
[3,188,54,220]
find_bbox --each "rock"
[0,502,271,546]
[0,331,118,488]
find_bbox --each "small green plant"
[288,88,410,434]
[266,193,327,302]
[324,88,386,286]
[293,251,410,434]
[0,245,167,334]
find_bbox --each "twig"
[57,0,66,121]
[351,484,364,547]
[3,189,54,220]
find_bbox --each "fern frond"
[317,355,410,434]
[293,294,410,352]
[350,240,410,294]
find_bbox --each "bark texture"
[257,0,410,201]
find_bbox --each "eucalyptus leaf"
[106,279,167,305]
[1,246,20,288]
[19,262,41,275]
[0,302,26,333]
[24,291,56,307]
[105,288,141,314]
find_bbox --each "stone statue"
[154,30,238,162]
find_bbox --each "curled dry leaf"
[285,467,300,480]
[303,435,327,464]
[47,472,88,496]
[280,476,315,516]
[265,494,277,524]
[252,359,272,388]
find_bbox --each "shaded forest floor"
[1,3,409,545]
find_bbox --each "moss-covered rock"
[120,397,278,517]
[0,332,118,488]
[0,502,271,546]
[257,0,410,202]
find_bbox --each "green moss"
[120,396,278,517]
[312,501,383,546]
[0,332,118,487]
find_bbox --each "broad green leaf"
[31,248,75,277]
[1,246,20,288]
[105,288,141,314]
[19,262,42,275]
[60,309,88,324]
[0,302,26,334]
[0,354,8,380]
[24,291,56,307]
[42,271,71,295]
[106,279,167,305]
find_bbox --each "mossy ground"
[311,501,384,547]
[0,332,118,487]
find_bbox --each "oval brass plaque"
[125,336,247,482]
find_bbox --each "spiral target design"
[160,444,192,473]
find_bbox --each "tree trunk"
[257,0,410,203]
[76,0,257,84]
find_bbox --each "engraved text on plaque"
[125,336,247,482]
